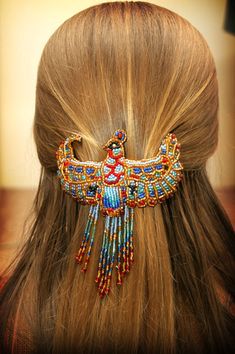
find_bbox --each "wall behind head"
[0,0,234,189]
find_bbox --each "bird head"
[103,129,127,159]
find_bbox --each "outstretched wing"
[124,133,183,207]
[56,133,102,204]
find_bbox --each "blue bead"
[133,167,142,174]
[148,187,155,196]
[86,167,95,175]
[75,166,83,173]
[143,166,153,173]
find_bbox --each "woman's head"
[34,1,218,173]
[1,2,234,354]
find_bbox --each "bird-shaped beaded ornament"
[56,130,183,298]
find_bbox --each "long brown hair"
[1,2,234,353]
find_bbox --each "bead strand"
[97,216,112,291]
[125,207,130,273]
[81,204,99,272]
[116,216,122,285]
[122,205,128,275]
[107,217,119,292]
[130,207,134,263]
[95,216,110,284]
[100,217,118,297]
[75,205,96,263]
[99,217,114,296]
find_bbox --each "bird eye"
[109,142,120,149]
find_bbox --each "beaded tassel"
[93,205,134,298]
[116,216,123,285]
[75,204,99,270]
[130,208,134,263]
[96,216,117,297]
[76,204,135,298]
[123,206,134,274]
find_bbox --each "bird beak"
[102,144,109,151]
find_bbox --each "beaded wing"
[56,130,183,298]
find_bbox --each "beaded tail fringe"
[75,204,134,298]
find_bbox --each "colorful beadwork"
[56,129,183,298]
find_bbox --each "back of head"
[1,2,234,354]
[35,1,218,169]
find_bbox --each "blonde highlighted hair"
[0,2,234,353]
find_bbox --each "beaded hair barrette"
[56,130,183,298]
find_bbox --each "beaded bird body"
[56,129,183,298]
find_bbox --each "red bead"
[64,160,69,166]
[162,157,168,163]
[171,133,176,139]
[148,199,155,206]
[105,178,117,185]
